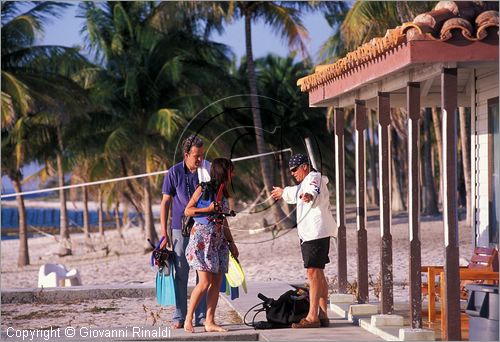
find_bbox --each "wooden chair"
[421,247,499,323]
[439,269,498,339]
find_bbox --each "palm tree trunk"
[143,176,158,251]
[13,178,29,266]
[56,125,71,256]
[391,108,408,209]
[82,186,94,251]
[391,154,406,211]
[368,110,379,206]
[83,186,90,236]
[115,201,124,240]
[421,108,439,215]
[98,186,104,238]
[279,152,292,215]
[390,112,406,211]
[459,107,471,225]
[244,14,293,228]
[123,201,129,226]
[431,107,443,206]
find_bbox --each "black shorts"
[300,237,331,269]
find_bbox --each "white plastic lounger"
[37,263,82,288]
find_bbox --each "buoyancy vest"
[193,181,218,225]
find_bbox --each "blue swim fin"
[156,271,162,305]
[163,264,176,306]
[230,285,239,300]
[220,276,227,293]
[156,265,176,306]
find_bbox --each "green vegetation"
[2,1,471,264]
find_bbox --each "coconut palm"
[321,1,439,212]
[79,2,233,249]
[251,53,334,164]
[2,125,30,267]
[459,107,471,224]
[223,1,322,228]
[1,1,91,260]
[340,1,435,51]
[317,1,350,62]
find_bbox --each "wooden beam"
[378,92,394,314]
[442,67,461,341]
[355,100,369,304]
[311,62,482,109]
[421,77,434,97]
[323,63,445,108]
[334,108,348,293]
[326,92,471,109]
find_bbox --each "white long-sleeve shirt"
[282,171,337,242]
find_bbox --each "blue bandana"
[288,154,309,170]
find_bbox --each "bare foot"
[171,321,183,329]
[184,321,194,333]
[204,323,227,332]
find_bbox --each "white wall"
[474,67,499,247]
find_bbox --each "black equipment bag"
[181,216,194,237]
[244,288,309,329]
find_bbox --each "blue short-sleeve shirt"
[162,160,210,230]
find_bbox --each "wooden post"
[442,68,461,341]
[334,108,347,293]
[407,82,422,328]
[355,100,369,303]
[378,92,394,314]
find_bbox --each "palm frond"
[261,3,310,59]
[148,108,185,140]
[1,70,32,117]
[1,91,16,128]
[105,126,140,156]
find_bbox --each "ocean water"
[1,207,138,239]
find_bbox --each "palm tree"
[2,1,90,259]
[320,1,438,211]
[231,53,336,217]
[459,107,471,225]
[422,109,439,215]
[79,2,233,250]
[431,107,444,206]
[225,1,322,228]
[340,1,435,51]
[318,1,351,62]
[1,126,30,267]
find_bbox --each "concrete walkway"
[220,281,383,341]
[2,282,383,341]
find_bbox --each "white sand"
[1,203,473,305]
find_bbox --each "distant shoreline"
[1,200,161,239]
[1,199,161,211]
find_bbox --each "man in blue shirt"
[160,135,210,329]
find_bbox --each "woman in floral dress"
[183,158,238,333]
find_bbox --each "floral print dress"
[185,198,229,274]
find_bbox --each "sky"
[2,3,334,193]
[39,4,333,63]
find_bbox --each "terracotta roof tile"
[298,1,499,92]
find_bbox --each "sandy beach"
[0,199,475,335]
[1,201,473,301]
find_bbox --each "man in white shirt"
[271,154,337,329]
